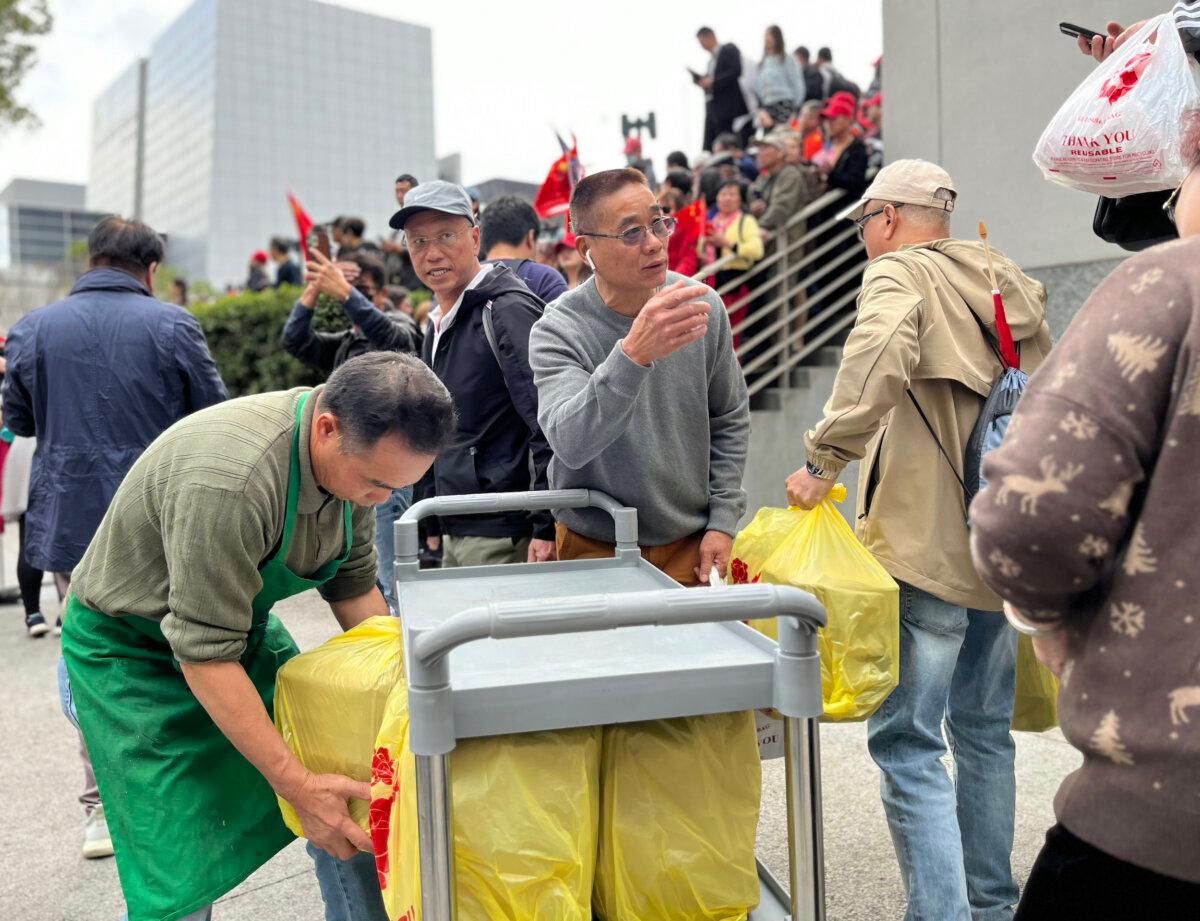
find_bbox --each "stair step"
[809,346,844,368]
[749,390,783,412]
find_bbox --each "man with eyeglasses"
[785,159,1053,921]
[389,180,557,568]
[528,167,757,909]
[529,167,749,586]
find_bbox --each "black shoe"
[54,616,63,637]
[25,612,49,638]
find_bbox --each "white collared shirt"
[428,264,492,362]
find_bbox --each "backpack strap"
[481,301,501,366]
[906,390,970,523]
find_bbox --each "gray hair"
[904,203,952,234]
[320,352,456,456]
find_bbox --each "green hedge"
[190,286,351,397]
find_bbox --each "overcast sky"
[0,0,882,190]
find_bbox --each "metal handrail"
[691,185,866,403]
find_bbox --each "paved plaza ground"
[0,529,1081,920]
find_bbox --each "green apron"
[61,391,353,921]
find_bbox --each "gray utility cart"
[395,490,829,921]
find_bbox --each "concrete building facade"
[88,0,437,287]
[882,0,1166,337]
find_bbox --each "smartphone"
[308,227,331,259]
[1059,22,1102,43]
[687,67,703,84]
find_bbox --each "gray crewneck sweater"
[528,273,749,546]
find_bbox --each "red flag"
[287,190,315,263]
[992,290,1020,371]
[534,134,582,218]
[674,197,706,240]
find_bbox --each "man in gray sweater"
[528,168,760,918]
[528,167,750,584]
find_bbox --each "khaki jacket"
[805,239,1052,610]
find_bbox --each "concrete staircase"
[741,347,861,526]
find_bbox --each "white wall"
[883,0,1165,270]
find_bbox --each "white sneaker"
[83,804,114,859]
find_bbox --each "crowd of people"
[1,12,1197,921]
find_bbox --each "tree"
[0,0,53,131]
[1107,332,1167,383]
[1122,524,1157,576]
[1090,710,1134,766]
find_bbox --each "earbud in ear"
[585,250,596,271]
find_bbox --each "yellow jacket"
[707,212,765,272]
[804,239,1052,610]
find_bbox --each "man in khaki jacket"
[786,160,1052,921]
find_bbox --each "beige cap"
[838,158,957,221]
[755,129,794,152]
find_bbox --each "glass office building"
[0,179,107,269]
[88,0,436,286]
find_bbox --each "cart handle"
[411,583,824,672]
[395,489,637,561]
[405,583,827,754]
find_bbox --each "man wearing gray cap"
[389,180,556,567]
[786,159,1052,921]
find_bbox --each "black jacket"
[282,287,421,373]
[708,43,749,127]
[422,264,553,540]
[275,259,303,287]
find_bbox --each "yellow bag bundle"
[275,616,405,835]
[1012,634,1060,732]
[371,683,601,921]
[731,485,900,721]
[593,712,761,921]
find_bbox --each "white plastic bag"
[1033,15,1200,197]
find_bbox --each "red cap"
[822,96,857,119]
[623,136,642,155]
[251,250,269,264]
[556,230,578,250]
[864,93,882,108]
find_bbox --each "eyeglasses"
[1163,174,1195,228]
[852,203,904,241]
[404,227,473,253]
[576,216,677,247]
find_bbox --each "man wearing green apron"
[60,353,456,921]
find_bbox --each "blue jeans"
[374,486,413,612]
[307,842,390,921]
[867,582,1019,921]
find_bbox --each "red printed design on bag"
[1099,51,1152,105]
[370,747,398,889]
[730,558,749,584]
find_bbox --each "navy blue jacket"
[1,268,228,571]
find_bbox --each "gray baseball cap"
[388,180,474,230]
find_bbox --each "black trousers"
[1016,824,1200,921]
[16,514,43,616]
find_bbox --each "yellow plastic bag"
[731,485,900,722]
[593,712,761,921]
[275,615,404,836]
[1012,634,1060,732]
[372,682,601,921]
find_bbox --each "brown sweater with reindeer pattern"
[970,238,1200,882]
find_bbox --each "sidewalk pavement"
[0,555,1081,921]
